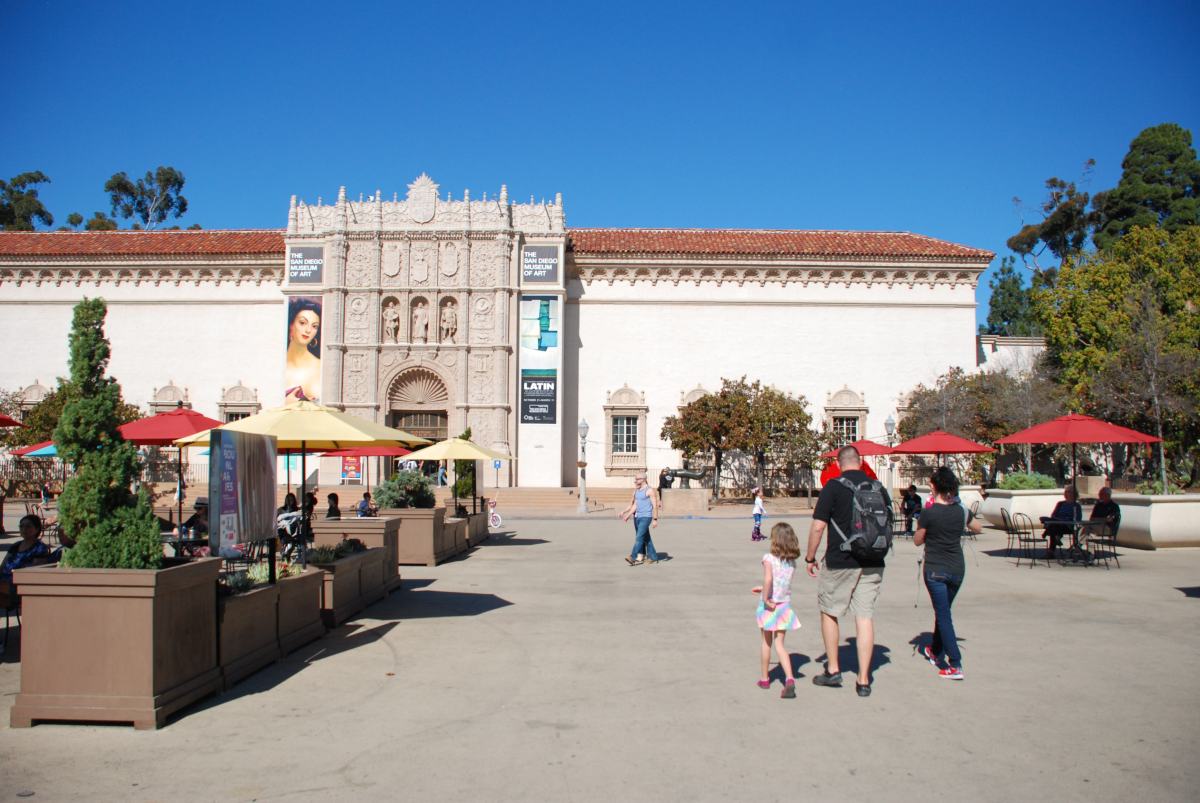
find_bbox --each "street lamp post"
[578,419,590,514]
[884,414,896,492]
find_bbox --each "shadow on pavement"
[486,535,549,546]
[1176,586,1200,598]
[816,638,891,678]
[768,652,812,682]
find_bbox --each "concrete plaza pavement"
[2,516,1199,802]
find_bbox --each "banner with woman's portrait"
[285,296,322,403]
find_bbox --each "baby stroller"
[277,510,304,560]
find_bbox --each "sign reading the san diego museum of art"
[288,246,325,283]
[521,245,559,283]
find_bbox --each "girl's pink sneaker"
[756,679,771,689]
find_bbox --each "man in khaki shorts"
[804,445,889,697]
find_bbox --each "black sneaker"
[856,682,872,697]
[812,670,842,688]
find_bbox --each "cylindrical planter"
[277,568,325,656]
[1111,493,1200,549]
[10,557,222,730]
[978,489,1064,529]
[218,584,280,689]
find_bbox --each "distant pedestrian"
[620,472,663,565]
[901,485,921,534]
[40,483,53,507]
[437,464,447,487]
[326,493,341,519]
[357,491,378,518]
[914,466,982,681]
[751,486,766,541]
[755,522,802,698]
[805,445,893,697]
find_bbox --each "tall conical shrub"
[57,298,162,569]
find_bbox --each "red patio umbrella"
[996,413,1160,491]
[821,439,894,459]
[891,430,994,465]
[12,440,54,457]
[320,445,412,493]
[119,407,224,528]
[0,413,24,428]
[820,460,878,486]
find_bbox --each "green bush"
[454,473,474,498]
[997,472,1058,490]
[1135,479,1183,495]
[374,469,436,509]
[57,299,162,570]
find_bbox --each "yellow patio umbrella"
[401,438,515,513]
[175,401,430,567]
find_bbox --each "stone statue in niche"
[383,301,400,344]
[411,301,429,344]
[440,301,458,344]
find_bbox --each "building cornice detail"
[569,255,987,289]
[0,256,283,287]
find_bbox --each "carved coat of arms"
[406,173,438,224]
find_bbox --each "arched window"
[824,386,868,446]
[604,384,648,476]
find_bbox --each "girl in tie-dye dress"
[755,522,802,698]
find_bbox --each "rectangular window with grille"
[612,416,638,454]
[833,416,858,446]
[225,412,251,423]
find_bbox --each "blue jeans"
[924,570,964,668]
[630,517,660,561]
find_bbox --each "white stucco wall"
[976,335,1045,375]
[0,281,285,417]
[569,278,979,487]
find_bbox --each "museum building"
[0,175,995,489]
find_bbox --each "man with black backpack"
[804,445,893,697]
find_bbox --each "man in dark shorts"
[804,445,890,697]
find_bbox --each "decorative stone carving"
[438,350,457,368]
[439,298,458,344]
[388,367,449,407]
[346,242,374,287]
[471,296,494,343]
[469,353,491,403]
[346,353,369,403]
[381,350,398,368]
[382,243,402,280]
[469,411,493,448]
[442,242,459,278]
[150,381,191,413]
[382,298,401,344]
[470,241,504,286]
[406,174,438,224]
[410,242,435,285]
[346,294,370,345]
[410,298,430,343]
[513,203,553,232]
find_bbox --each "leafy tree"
[0,171,54,230]
[1035,226,1200,485]
[981,256,1041,336]
[55,299,162,569]
[0,381,140,450]
[1007,161,1096,283]
[104,166,189,229]
[661,379,753,500]
[1093,123,1200,250]
[65,212,84,229]
[85,211,119,231]
[740,379,820,493]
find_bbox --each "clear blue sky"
[4,0,1198,325]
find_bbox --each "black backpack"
[830,477,893,561]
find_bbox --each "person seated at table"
[326,492,341,519]
[1,515,52,607]
[1090,486,1121,534]
[357,491,378,518]
[1043,486,1082,557]
[182,501,209,537]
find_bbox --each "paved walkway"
[2,518,1198,801]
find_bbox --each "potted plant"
[216,566,280,689]
[376,469,456,566]
[312,516,402,593]
[307,539,388,627]
[1112,479,1200,549]
[11,299,222,730]
[977,472,1062,529]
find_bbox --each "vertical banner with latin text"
[518,296,560,424]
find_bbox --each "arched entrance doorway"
[387,367,450,443]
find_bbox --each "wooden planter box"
[466,512,489,546]
[380,507,464,566]
[312,517,402,591]
[10,557,222,730]
[310,547,387,628]
[445,517,468,554]
[218,583,280,689]
[277,568,325,656]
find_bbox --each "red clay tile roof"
[568,229,993,261]
[0,230,285,258]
